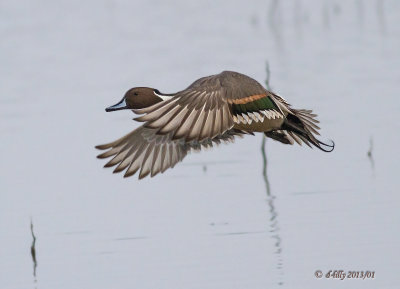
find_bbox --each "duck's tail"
[265,109,334,152]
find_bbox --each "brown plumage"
[96,71,334,179]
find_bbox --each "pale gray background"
[1,0,399,288]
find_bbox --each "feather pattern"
[96,126,247,179]
[132,71,270,142]
[97,70,334,179]
[266,94,334,151]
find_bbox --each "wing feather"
[96,126,246,179]
[131,77,236,142]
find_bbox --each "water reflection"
[367,136,375,171]
[293,0,304,42]
[376,0,386,35]
[261,136,284,286]
[262,64,284,286]
[30,219,38,287]
[114,236,147,241]
[322,1,329,29]
[267,0,284,52]
[356,0,365,31]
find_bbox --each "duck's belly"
[233,117,284,132]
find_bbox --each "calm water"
[1,0,399,288]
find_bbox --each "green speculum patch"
[232,96,277,115]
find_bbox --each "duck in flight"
[96,71,334,179]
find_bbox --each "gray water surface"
[1,1,399,288]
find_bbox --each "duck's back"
[186,71,267,100]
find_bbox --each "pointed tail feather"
[280,111,335,152]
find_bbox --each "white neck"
[154,90,173,101]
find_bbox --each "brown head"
[105,87,170,112]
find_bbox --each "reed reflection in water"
[30,219,38,287]
[261,62,284,286]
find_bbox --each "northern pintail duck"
[96,71,334,179]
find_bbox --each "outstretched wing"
[96,126,187,179]
[96,126,246,179]
[133,78,232,142]
[132,71,269,142]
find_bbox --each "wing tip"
[95,144,110,150]
[97,151,111,159]
[104,161,116,168]
[138,169,151,179]
[123,171,136,178]
[113,166,125,173]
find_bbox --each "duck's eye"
[134,92,138,96]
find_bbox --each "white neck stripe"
[154,90,173,101]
